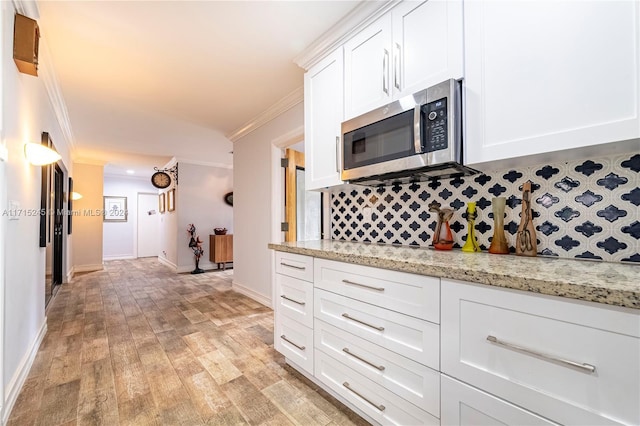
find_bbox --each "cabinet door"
[391,0,463,98]
[304,49,344,190]
[344,15,392,119]
[441,375,560,426]
[464,0,640,169]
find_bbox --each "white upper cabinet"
[391,0,463,99]
[304,48,344,190]
[464,0,640,169]
[344,0,464,120]
[344,14,393,120]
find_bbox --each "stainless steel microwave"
[340,79,477,185]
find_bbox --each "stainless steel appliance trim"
[342,279,385,292]
[341,313,385,332]
[280,295,305,306]
[280,334,305,351]
[341,90,426,135]
[486,335,596,373]
[342,153,429,182]
[343,382,386,411]
[280,262,305,271]
[343,347,385,371]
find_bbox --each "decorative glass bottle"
[489,197,509,254]
[429,201,454,250]
[461,202,481,252]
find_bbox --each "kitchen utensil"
[429,201,454,250]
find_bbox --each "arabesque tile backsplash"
[330,152,639,263]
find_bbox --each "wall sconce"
[71,192,83,200]
[24,142,61,165]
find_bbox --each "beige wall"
[72,163,104,272]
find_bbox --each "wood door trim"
[284,148,305,242]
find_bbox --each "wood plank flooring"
[7,259,370,426]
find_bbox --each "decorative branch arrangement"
[187,223,205,274]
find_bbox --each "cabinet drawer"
[441,375,559,425]
[315,349,439,426]
[274,313,313,375]
[314,258,439,323]
[441,279,640,426]
[315,289,439,369]
[275,252,313,282]
[315,319,439,416]
[275,274,313,328]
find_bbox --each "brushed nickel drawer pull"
[486,335,596,373]
[343,347,385,371]
[343,381,385,411]
[342,313,384,332]
[280,335,305,351]
[280,295,305,306]
[342,279,385,292]
[280,262,305,270]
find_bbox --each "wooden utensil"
[516,181,537,256]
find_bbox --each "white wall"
[157,160,234,273]
[233,102,304,306]
[103,174,157,260]
[1,1,73,421]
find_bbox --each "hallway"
[7,259,368,425]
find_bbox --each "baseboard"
[73,263,104,273]
[232,280,272,308]
[175,260,230,274]
[103,255,136,261]
[2,320,48,424]
[158,256,177,271]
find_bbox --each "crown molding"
[174,157,233,170]
[293,0,398,70]
[39,39,77,157]
[227,86,303,143]
[13,0,77,158]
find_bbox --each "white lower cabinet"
[315,319,440,416]
[274,252,640,426]
[441,279,640,426]
[274,311,314,374]
[315,349,439,426]
[441,375,559,426]
[314,288,439,369]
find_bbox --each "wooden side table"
[209,234,233,270]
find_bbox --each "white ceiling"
[37,1,360,176]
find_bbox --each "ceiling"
[37,1,360,177]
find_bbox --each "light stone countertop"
[268,240,640,310]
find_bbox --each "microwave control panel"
[422,97,448,153]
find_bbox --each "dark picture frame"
[39,132,52,247]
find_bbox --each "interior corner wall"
[103,175,157,260]
[1,0,73,419]
[233,102,304,306]
[175,162,233,273]
[72,163,104,272]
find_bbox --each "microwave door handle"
[414,105,422,153]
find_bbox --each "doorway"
[137,192,159,257]
[45,160,66,306]
[283,147,322,242]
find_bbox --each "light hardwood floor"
[7,258,370,426]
